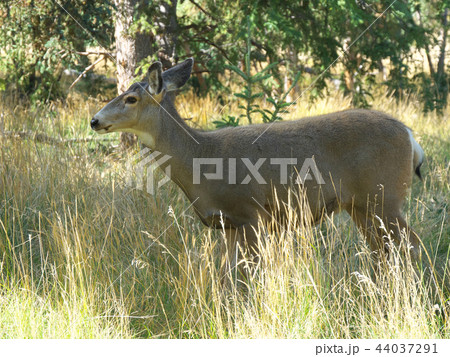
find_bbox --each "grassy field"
[0,90,449,338]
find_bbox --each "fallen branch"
[69,55,106,90]
[76,51,113,57]
[1,130,116,146]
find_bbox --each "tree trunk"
[114,0,153,149]
[436,7,448,107]
[437,8,448,80]
[419,5,448,111]
[156,0,179,70]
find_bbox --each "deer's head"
[91,58,194,135]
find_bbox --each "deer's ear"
[162,58,194,92]
[146,61,163,95]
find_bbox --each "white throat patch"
[133,131,155,148]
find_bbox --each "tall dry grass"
[0,89,449,338]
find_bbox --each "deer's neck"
[132,96,205,191]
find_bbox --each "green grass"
[0,91,449,338]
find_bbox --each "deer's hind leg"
[383,210,421,262]
[349,206,387,258]
[220,227,239,280]
[348,204,421,262]
[220,223,259,285]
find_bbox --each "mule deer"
[91,58,424,264]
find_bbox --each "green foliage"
[415,71,449,113]
[259,71,302,123]
[0,0,113,102]
[1,0,448,115]
[224,22,276,124]
[412,0,450,113]
[212,115,240,128]
[218,16,302,127]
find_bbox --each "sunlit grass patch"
[0,91,449,338]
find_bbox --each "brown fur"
[92,59,423,264]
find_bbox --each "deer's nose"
[90,118,99,129]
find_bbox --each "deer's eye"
[125,96,137,104]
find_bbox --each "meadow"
[0,89,449,338]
